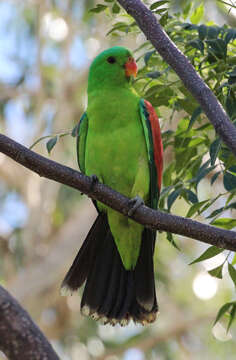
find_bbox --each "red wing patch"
[144,100,163,192]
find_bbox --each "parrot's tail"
[61,212,158,326]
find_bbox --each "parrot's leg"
[127,195,144,216]
[89,174,99,192]
[80,174,99,196]
[127,157,148,217]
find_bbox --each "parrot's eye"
[107,56,116,64]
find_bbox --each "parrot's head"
[88,46,138,92]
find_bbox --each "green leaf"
[153,7,168,14]
[159,12,168,26]
[196,165,216,186]
[227,202,236,210]
[150,0,169,10]
[228,76,236,85]
[206,26,220,39]
[198,24,207,40]
[208,264,223,279]
[46,136,58,154]
[89,4,107,13]
[206,39,227,60]
[112,2,120,14]
[186,200,209,218]
[184,189,198,204]
[167,188,182,210]
[225,91,236,119]
[206,206,225,219]
[223,169,236,191]
[232,253,236,266]
[214,302,234,325]
[210,138,221,166]
[163,162,174,187]
[190,3,204,24]
[189,245,224,265]
[188,39,204,54]
[191,159,215,186]
[211,218,236,230]
[106,22,129,35]
[227,305,236,332]
[104,0,114,2]
[144,50,155,65]
[188,137,205,147]
[228,67,236,77]
[226,192,235,206]
[211,171,220,185]
[228,263,236,287]
[188,107,202,130]
[225,29,236,44]
[146,71,161,79]
[166,232,180,250]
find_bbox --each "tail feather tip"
[120,319,129,327]
[81,305,90,316]
[91,312,100,321]
[60,284,73,297]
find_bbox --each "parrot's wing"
[139,99,163,209]
[76,112,88,173]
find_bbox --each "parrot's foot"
[127,195,144,216]
[89,174,99,192]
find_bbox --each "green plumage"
[78,47,150,269]
[62,46,161,325]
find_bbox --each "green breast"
[85,88,149,269]
[86,88,149,196]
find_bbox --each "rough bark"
[0,286,59,360]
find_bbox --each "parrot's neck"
[86,86,140,132]
[87,83,138,104]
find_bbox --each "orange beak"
[125,57,138,78]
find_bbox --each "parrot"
[61,46,163,326]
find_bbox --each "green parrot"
[61,46,163,326]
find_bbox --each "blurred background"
[0,0,235,359]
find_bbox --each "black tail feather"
[98,238,122,318]
[61,213,107,291]
[61,212,158,325]
[81,231,114,313]
[134,228,156,312]
[107,261,126,320]
[116,271,134,322]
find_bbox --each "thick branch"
[0,134,236,251]
[117,0,236,157]
[0,285,59,360]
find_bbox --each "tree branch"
[117,0,236,158]
[0,133,236,251]
[0,285,59,360]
